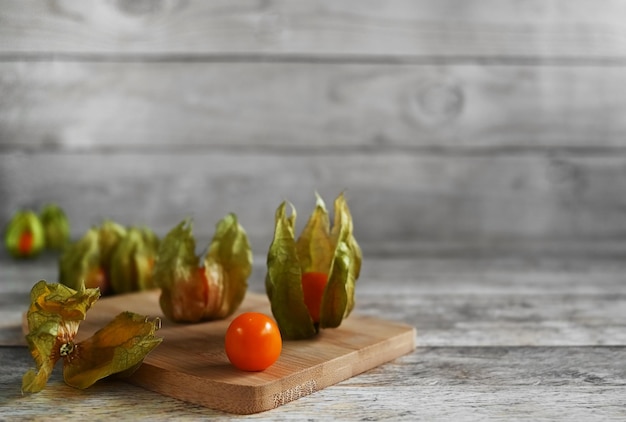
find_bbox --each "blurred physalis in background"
[40,204,70,251]
[59,220,159,296]
[4,203,70,258]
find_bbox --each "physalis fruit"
[153,213,252,323]
[265,192,362,340]
[22,280,162,393]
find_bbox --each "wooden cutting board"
[63,290,416,414]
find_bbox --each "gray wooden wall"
[2,0,626,258]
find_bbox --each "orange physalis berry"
[301,272,328,323]
[18,231,35,256]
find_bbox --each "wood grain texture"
[1,62,626,151]
[2,255,625,419]
[3,152,626,252]
[2,2,626,254]
[1,0,626,59]
[2,1,625,418]
[2,346,624,420]
[343,345,626,387]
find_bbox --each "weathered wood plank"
[2,346,624,420]
[3,256,625,346]
[1,0,626,59]
[5,288,624,347]
[358,257,626,295]
[358,292,626,347]
[345,346,626,387]
[3,152,626,251]
[356,259,626,347]
[3,255,624,416]
[1,62,626,151]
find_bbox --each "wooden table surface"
[2,1,626,420]
[1,251,624,421]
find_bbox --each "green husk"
[110,227,160,294]
[59,221,160,296]
[62,311,162,389]
[97,220,127,275]
[58,227,104,292]
[4,210,45,258]
[22,280,100,393]
[265,193,362,340]
[39,204,70,250]
[154,214,252,323]
[265,202,316,340]
[203,213,253,319]
[22,280,162,393]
